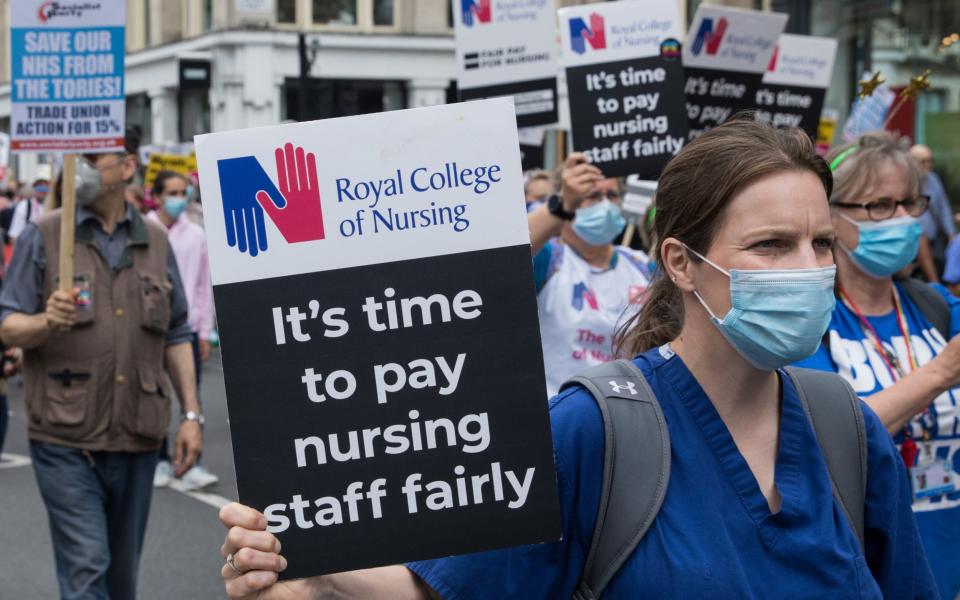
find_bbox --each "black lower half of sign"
[214,244,561,580]
[753,84,826,139]
[459,78,558,128]
[683,67,764,140]
[566,56,689,180]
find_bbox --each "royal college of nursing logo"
[568,13,606,55]
[216,143,326,257]
[690,17,728,56]
[461,0,491,27]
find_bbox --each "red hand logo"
[255,143,326,243]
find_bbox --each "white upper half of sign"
[12,0,125,28]
[197,99,531,286]
[763,34,838,89]
[559,0,682,68]
[453,0,559,88]
[681,5,786,74]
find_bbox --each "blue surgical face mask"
[686,246,837,371]
[33,184,49,195]
[163,197,188,219]
[573,199,626,246]
[837,213,921,279]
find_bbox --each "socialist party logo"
[690,17,728,56]
[461,0,491,27]
[216,143,326,257]
[37,1,101,23]
[569,14,606,55]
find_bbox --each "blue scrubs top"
[408,347,937,599]
[795,281,960,599]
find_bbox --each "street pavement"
[0,349,238,599]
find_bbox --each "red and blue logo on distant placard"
[690,17,728,56]
[767,45,780,72]
[217,143,326,257]
[461,0,491,27]
[569,13,606,55]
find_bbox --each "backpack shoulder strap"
[898,278,951,340]
[783,366,867,550]
[561,359,670,600]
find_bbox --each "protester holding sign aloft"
[527,154,650,397]
[794,131,960,599]
[218,120,935,599]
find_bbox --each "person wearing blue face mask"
[214,120,935,600]
[794,130,960,599]
[148,171,220,492]
[526,154,651,397]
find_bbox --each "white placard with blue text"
[763,34,837,88]
[453,0,558,89]
[682,5,786,74]
[10,0,126,153]
[558,1,683,68]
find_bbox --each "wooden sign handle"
[58,154,77,293]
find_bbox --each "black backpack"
[563,360,867,600]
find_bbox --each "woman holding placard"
[217,120,936,599]
[793,131,960,599]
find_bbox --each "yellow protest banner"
[144,153,197,190]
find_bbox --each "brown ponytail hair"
[616,117,832,357]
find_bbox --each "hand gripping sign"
[217,143,326,256]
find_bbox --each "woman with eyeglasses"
[795,131,960,599]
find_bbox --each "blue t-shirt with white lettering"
[408,347,936,599]
[795,281,960,599]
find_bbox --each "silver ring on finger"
[226,552,243,575]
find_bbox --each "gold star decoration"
[900,69,932,99]
[857,71,885,99]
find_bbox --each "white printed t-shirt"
[533,240,650,397]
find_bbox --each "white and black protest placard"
[453,0,559,127]
[682,5,786,140]
[755,34,837,138]
[10,0,126,152]
[196,99,560,579]
[559,1,688,179]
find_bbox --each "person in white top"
[528,153,651,396]
[8,164,52,242]
[147,170,220,491]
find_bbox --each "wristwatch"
[547,194,576,221]
[182,410,205,427]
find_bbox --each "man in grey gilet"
[0,128,204,600]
